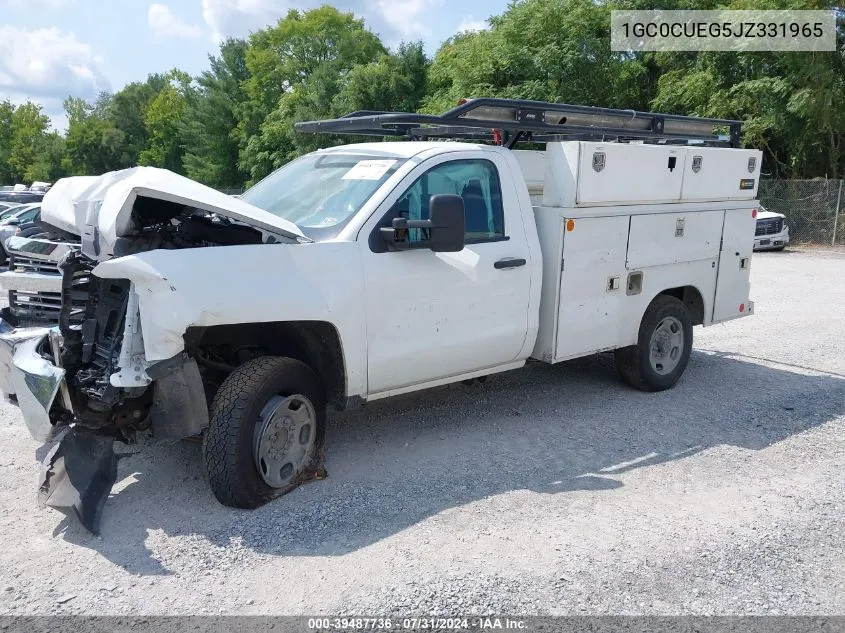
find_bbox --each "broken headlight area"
[57,251,152,433]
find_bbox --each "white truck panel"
[615,259,721,346]
[43,167,309,253]
[555,216,630,361]
[575,142,686,205]
[358,148,541,395]
[525,142,762,209]
[626,210,723,269]
[512,150,545,199]
[681,147,762,201]
[39,175,99,236]
[531,200,756,364]
[712,207,757,323]
[530,209,565,363]
[541,142,580,207]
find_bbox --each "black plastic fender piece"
[37,426,119,535]
[150,357,210,443]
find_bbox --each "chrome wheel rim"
[649,316,684,375]
[253,394,316,488]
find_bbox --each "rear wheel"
[203,356,326,508]
[615,295,693,392]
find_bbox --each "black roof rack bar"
[294,98,743,147]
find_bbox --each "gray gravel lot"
[0,247,843,616]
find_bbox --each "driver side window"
[396,159,505,244]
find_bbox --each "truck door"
[712,208,756,322]
[361,153,532,394]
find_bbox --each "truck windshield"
[240,153,406,239]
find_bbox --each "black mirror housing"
[427,194,465,252]
[379,194,465,253]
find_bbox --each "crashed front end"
[0,252,212,534]
[0,167,307,533]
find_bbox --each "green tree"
[107,74,169,168]
[181,38,251,187]
[650,0,844,178]
[63,93,125,176]
[26,132,67,182]
[0,101,15,183]
[139,70,193,172]
[7,102,51,182]
[425,0,650,113]
[335,42,429,113]
[238,6,386,181]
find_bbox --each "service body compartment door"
[626,210,723,269]
[556,216,629,360]
[681,148,762,201]
[576,143,685,206]
[713,208,756,322]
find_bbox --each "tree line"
[1,0,842,188]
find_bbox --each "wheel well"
[185,321,347,409]
[658,286,705,326]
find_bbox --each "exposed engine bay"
[38,206,272,532]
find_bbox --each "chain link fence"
[758,180,844,246]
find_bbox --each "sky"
[0,0,510,132]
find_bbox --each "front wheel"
[203,356,326,508]
[615,295,693,392]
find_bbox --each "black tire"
[203,356,326,509]
[615,294,693,392]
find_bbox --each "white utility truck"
[0,99,759,531]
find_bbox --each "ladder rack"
[293,98,743,148]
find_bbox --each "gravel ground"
[0,247,843,616]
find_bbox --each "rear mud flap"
[37,427,119,535]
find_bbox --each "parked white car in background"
[753,206,789,251]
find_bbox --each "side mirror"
[379,194,465,253]
[427,194,466,252]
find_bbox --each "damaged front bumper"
[0,318,66,442]
[0,317,124,534]
[0,310,210,534]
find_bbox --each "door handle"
[494,257,527,270]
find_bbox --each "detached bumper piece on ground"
[38,427,120,534]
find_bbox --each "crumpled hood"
[41,167,308,246]
[756,210,786,221]
[38,175,100,235]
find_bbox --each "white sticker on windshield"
[342,159,397,180]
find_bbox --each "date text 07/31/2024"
[307,617,527,630]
